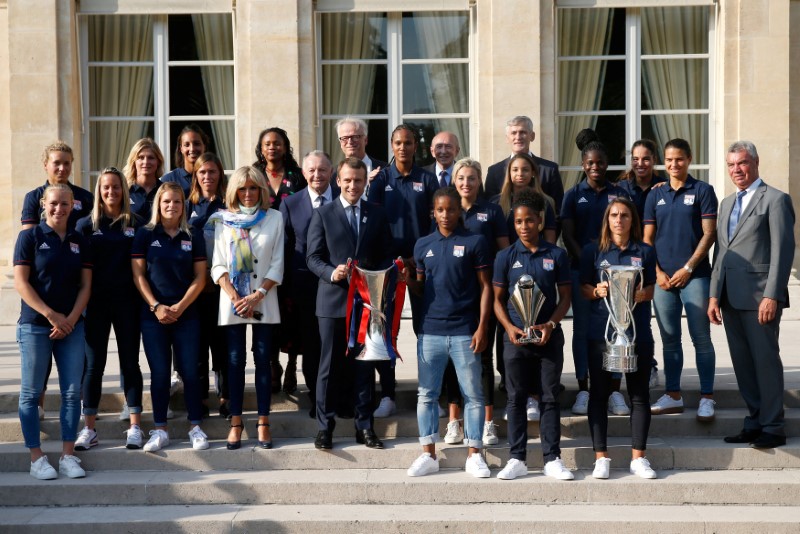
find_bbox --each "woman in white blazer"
[209,165,284,450]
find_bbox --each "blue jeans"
[140,315,203,426]
[226,323,273,416]
[416,334,484,448]
[570,269,590,381]
[17,322,85,448]
[652,276,716,395]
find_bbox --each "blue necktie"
[316,196,325,208]
[439,170,448,188]
[728,190,747,240]
[349,205,359,243]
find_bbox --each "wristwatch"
[547,320,558,329]
[683,264,694,274]
[149,302,160,313]
[256,287,268,297]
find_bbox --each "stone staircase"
[2,379,800,533]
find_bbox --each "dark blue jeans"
[226,323,273,416]
[141,314,203,426]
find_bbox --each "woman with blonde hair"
[125,138,165,222]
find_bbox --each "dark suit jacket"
[280,185,340,276]
[484,154,564,210]
[306,199,394,318]
[710,180,795,310]
[422,163,455,186]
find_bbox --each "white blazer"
[211,208,284,325]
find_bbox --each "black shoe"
[219,401,231,420]
[356,429,384,449]
[226,423,244,450]
[283,360,298,394]
[750,432,786,449]
[724,429,762,444]
[256,422,272,449]
[308,406,317,419]
[314,430,333,450]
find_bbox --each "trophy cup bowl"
[509,274,546,344]
[353,264,395,361]
[601,265,643,373]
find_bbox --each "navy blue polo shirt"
[462,199,508,258]
[642,175,718,278]
[129,183,158,222]
[561,181,630,252]
[21,182,94,231]
[414,227,491,336]
[187,197,226,232]
[76,213,143,296]
[502,200,558,244]
[617,175,666,226]
[13,222,93,327]
[492,240,571,328]
[131,224,206,310]
[579,241,656,342]
[161,168,192,196]
[367,163,439,258]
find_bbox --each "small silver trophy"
[509,274,547,344]
[601,265,643,372]
[352,263,398,361]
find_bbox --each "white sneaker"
[38,406,45,421]
[497,458,528,480]
[543,457,574,480]
[630,457,657,479]
[119,403,131,421]
[592,457,611,479]
[696,398,716,422]
[526,397,540,422]
[74,427,98,451]
[444,420,464,444]
[649,367,659,388]
[650,394,684,415]
[373,397,396,418]
[30,456,57,480]
[465,452,491,478]
[482,421,499,446]
[407,452,439,477]
[608,392,631,416]
[188,426,209,450]
[125,426,144,449]
[143,429,170,452]
[170,372,183,395]
[58,454,86,478]
[572,391,589,415]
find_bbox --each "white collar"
[339,195,360,211]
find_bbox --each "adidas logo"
[512,260,523,268]
[150,241,162,247]
[578,197,588,203]
[425,249,434,257]
[38,242,50,250]
[657,199,666,206]
[385,185,393,191]
[600,260,611,267]
[191,211,199,219]
[93,230,103,235]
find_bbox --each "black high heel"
[256,422,272,449]
[227,423,244,450]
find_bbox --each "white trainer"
[170,372,183,395]
[482,420,499,446]
[543,457,574,480]
[630,457,657,479]
[119,403,131,421]
[373,397,396,418]
[592,457,611,479]
[650,394,684,415]
[407,452,439,477]
[572,391,589,415]
[125,426,144,449]
[444,420,464,444]
[189,426,209,450]
[649,367,659,388]
[74,426,98,451]
[696,398,716,422]
[143,429,170,452]
[526,397,540,421]
[58,454,86,478]
[465,452,491,478]
[497,458,528,480]
[608,391,631,416]
[30,456,57,480]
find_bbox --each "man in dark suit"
[483,115,564,210]
[422,131,460,188]
[280,150,339,418]
[708,141,795,449]
[334,117,388,190]
[306,157,395,450]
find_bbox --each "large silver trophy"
[601,265,644,372]
[351,263,401,361]
[509,274,547,344]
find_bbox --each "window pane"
[89,67,154,117]
[169,14,234,61]
[89,15,152,62]
[402,118,469,168]
[169,66,234,116]
[90,121,154,171]
[643,113,708,166]
[321,118,390,166]
[558,8,618,56]
[402,64,468,114]
[321,13,387,60]
[642,59,708,110]
[642,7,708,55]
[558,59,624,112]
[557,115,626,174]
[402,12,468,59]
[322,64,388,115]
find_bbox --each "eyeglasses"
[339,135,364,144]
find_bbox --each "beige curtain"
[558,9,612,189]
[192,14,235,169]
[89,15,153,170]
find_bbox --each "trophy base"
[518,335,542,345]
[603,343,638,373]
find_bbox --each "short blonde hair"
[41,141,74,166]
[146,182,190,233]
[124,138,165,187]
[40,183,74,207]
[225,165,271,211]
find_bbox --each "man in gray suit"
[708,140,795,449]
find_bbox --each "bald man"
[423,132,461,188]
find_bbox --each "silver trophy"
[509,274,547,344]
[352,263,398,361]
[601,265,644,373]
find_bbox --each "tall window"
[80,14,235,185]
[557,6,712,188]
[318,11,470,165]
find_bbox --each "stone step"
[1,468,799,508]
[1,408,797,442]
[3,503,800,533]
[2,437,799,472]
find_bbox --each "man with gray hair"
[708,140,795,449]
[484,116,564,210]
[334,117,388,187]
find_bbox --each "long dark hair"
[598,198,642,252]
[618,139,658,182]
[174,124,210,170]
[253,127,301,173]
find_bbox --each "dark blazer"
[484,154,564,210]
[422,163,454,186]
[306,199,394,318]
[280,185,340,281]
